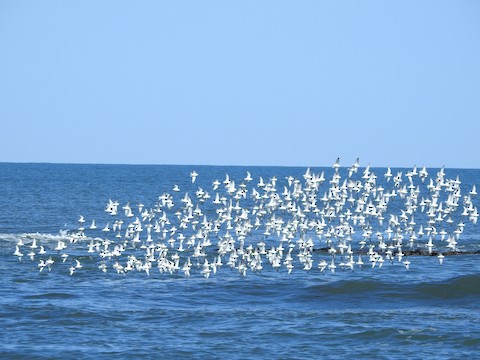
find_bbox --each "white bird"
[385,167,392,182]
[27,250,35,261]
[55,240,66,251]
[190,171,198,183]
[328,258,337,273]
[356,255,364,269]
[38,260,47,272]
[437,253,445,265]
[419,166,428,182]
[201,259,211,279]
[45,256,54,270]
[332,158,340,171]
[102,222,110,232]
[105,199,119,215]
[470,185,477,197]
[318,260,327,273]
[348,158,360,177]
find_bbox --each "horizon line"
[0,160,477,170]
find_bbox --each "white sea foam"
[0,231,96,243]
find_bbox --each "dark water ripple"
[2,246,480,359]
[2,266,480,359]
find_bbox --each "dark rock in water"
[324,247,480,256]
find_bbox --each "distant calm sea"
[1,163,480,359]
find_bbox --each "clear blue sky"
[0,1,479,168]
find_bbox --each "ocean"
[1,163,479,359]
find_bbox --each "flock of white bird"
[13,159,479,278]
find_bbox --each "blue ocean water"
[1,163,480,359]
